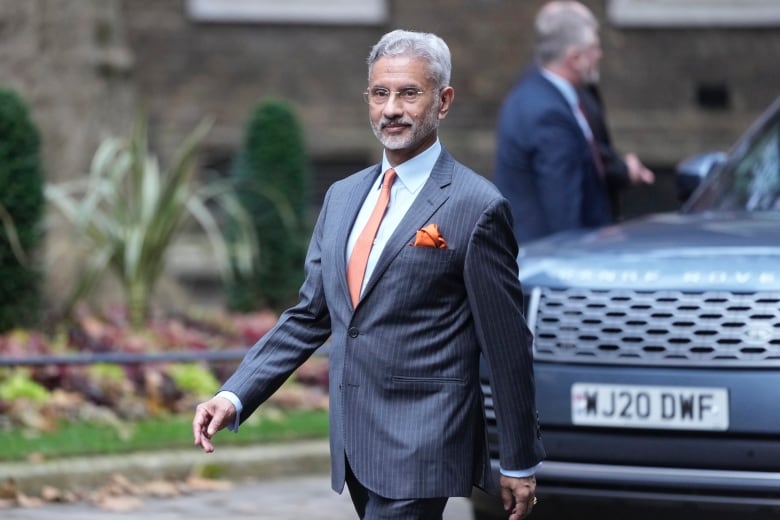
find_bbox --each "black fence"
[0,348,249,367]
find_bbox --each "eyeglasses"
[364,87,427,105]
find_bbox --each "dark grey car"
[473,96,780,519]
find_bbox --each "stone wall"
[0,0,134,182]
[0,0,136,309]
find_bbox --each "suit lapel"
[359,149,453,304]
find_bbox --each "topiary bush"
[0,88,45,332]
[226,99,311,312]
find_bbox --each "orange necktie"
[347,168,397,307]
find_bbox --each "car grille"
[528,287,780,367]
[480,381,500,458]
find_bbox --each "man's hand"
[192,396,237,453]
[625,152,655,185]
[500,474,537,520]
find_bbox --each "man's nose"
[382,93,404,116]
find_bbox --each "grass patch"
[0,408,329,462]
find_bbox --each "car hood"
[518,212,780,291]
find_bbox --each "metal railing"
[0,348,250,367]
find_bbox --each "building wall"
[3,1,778,202]
[2,0,778,306]
[122,0,780,198]
[0,0,136,308]
[0,0,134,183]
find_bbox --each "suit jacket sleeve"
[464,196,545,470]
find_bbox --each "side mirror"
[675,151,727,203]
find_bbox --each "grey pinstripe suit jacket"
[221,147,545,499]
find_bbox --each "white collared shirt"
[540,68,592,141]
[345,140,440,297]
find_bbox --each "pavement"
[0,439,332,495]
[0,439,474,519]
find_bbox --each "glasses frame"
[363,87,428,105]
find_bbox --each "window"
[607,0,780,27]
[690,117,780,212]
[186,0,388,25]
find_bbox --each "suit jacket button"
[348,327,359,338]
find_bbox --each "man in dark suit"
[193,29,545,520]
[495,1,620,244]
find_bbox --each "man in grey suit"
[193,29,545,520]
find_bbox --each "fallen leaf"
[185,476,233,492]
[16,493,43,508]
[96,495,144,512]
[140,479,180,498]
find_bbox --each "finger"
[192,407,209,445]
[509,492,535,520]
[500,487,514,511]
[207,407,227,437]
[192,405,217,452]
[516,503,533,520]
[508,504,524,520]
[198,433,215,453]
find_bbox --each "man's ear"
[438,86,455,120]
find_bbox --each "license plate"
[571,383,729,430]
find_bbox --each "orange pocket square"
[413,223,448,249]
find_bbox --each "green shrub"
[0,89,45,332]
[226,99,311,312]
[0,369,50,402]
[168,363,220,398]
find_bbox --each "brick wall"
[122,0,780,206]
[4,1,778,202]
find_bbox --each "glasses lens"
[371,88,389,104]
[400,88,421,103]
[364,88,424,104]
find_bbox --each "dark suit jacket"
[494,66,613,245]
[221,148,545,499]
[577,84,631,219]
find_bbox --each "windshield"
[685,115,780,213]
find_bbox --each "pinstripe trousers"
[345,457,448,519]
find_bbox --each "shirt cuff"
[500,461,543,478]
[215,391,243,432]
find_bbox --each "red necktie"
[347,168,397,307]
[578,102,605,178]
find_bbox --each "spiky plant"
[45,113,257,328]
